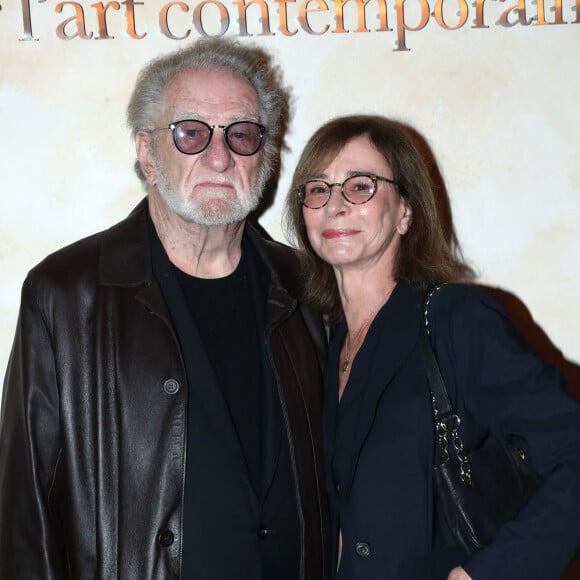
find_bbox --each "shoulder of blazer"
[424,283,510,331]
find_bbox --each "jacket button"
[163,379,180,395]
[158,530,175,546]
[257,527,270,538]
[355,541,371,557]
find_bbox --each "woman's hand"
[447,566,472,580]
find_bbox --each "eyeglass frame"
[298,173,400,209]
[151,119,266,156]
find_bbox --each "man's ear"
[397,202,412,235]
[135,131,157,186]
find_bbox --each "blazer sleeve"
[0,277,67,579]
[429,284,580,580]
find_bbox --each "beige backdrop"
[1,0,579,393]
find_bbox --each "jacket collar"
[99,198,152,287]
[98,198,301,335]
[98,198,299,311]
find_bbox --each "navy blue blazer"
[324,281,580,580]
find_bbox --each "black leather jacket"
[0,200,330,580]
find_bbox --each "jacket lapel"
[248,240,296,500]
[325,282,422,497]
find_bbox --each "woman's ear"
[135,131,157,186]
[397,202,412,235]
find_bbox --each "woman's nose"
[324,184,348,214]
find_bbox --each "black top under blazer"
[324,281,580,580]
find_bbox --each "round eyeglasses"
[154,119,265,156]
[298,174,398,209]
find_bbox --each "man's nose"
[201,129,233,172]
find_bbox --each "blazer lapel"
[326,282,422,497]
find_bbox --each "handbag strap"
[418,286,453,417]
[419,285,473,485]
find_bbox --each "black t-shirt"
[174,251,263,493]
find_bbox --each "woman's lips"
[322,229,358,239]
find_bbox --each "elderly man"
[0,39,329,580]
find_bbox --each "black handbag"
[419,287,542,554]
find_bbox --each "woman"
[284,115,580,580]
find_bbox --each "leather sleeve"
[0,277,67,579]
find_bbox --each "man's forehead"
[164,67,259,108]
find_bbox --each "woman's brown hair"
[284,115,471,323]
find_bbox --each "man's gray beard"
[154,162,269,226]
